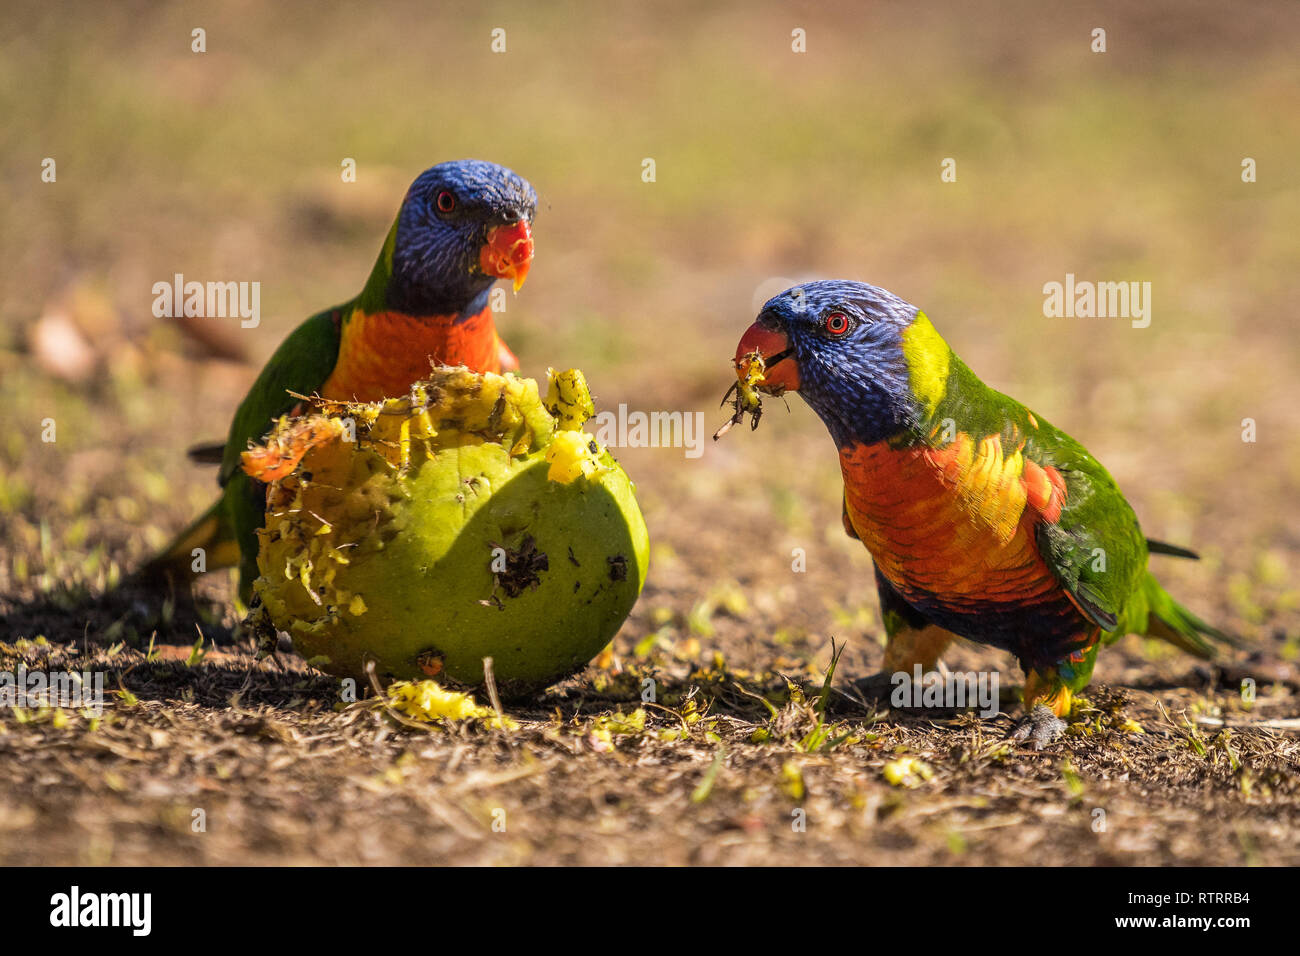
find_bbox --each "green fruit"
[246,367,648,696]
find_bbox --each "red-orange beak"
[480,220,534,292]
[736,321,800,391]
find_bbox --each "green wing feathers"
[938,369,1147,632]
[138,306,346,600]
[1014,403,1234,658]
[216,306,345,600]
[937,363,1233,660]
[1021,414,1234,657]
[219,307,344,485]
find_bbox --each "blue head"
[386,159,538,316]
[735,279,944,447]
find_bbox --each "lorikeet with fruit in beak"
[726,279,1232,746]
[141,159,537,602]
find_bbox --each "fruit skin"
[246,367,648,696]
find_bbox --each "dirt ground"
[1,0,1298,865]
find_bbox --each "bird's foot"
[240,596,281,662]
[846,671,897,706]
[1009,704,1068,750]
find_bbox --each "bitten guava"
[242,366,648,696]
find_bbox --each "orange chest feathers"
[320,307,502,403]
[839,434,1067,606]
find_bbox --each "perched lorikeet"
[142,159,538,601]
[730,280,1232,746]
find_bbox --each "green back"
[924,354,1148,632]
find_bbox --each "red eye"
[824,312,850,335]
[436,190,456,213]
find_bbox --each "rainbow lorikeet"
[142,159,537,601]
[730,280,1232,746]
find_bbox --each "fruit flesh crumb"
[543,367,608,483]
[714,349,784,439]
[384,679,517,729]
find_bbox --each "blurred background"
[1,0,1297,666]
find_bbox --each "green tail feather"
[1146,538,1200,560]
[134,497,241,586]
[1137,573,1239,658]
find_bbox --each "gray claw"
[1010,704,1068,749]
